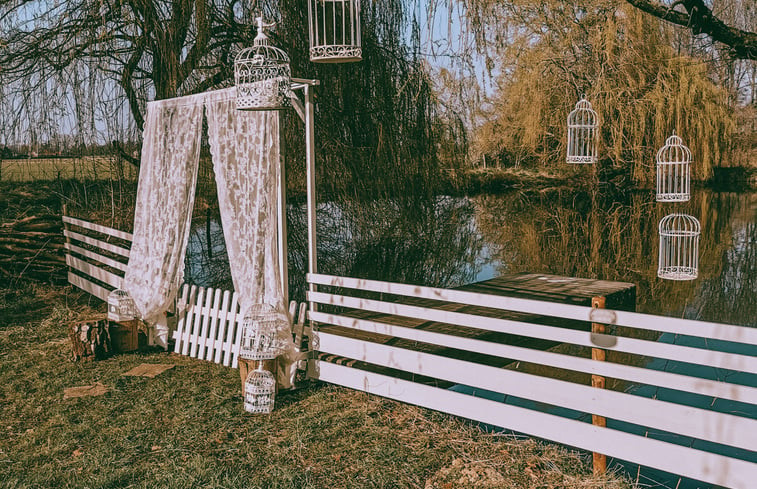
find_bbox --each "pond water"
[185,187,756,488]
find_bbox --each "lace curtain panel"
[204,91,286,315]
[122,98,203,323]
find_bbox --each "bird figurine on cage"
[234,16,292,111]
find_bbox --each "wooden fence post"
[591,295,607,476]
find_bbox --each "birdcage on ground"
[244,364,276,414]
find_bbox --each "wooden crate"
[109,320,146,353]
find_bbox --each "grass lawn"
[0,283,634,489]
[0,158,137,183]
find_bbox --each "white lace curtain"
[124,88,288,324]
[122,97,203,323]
[204,90,286,315]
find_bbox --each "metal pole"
[277,112,289,305]
[305,85,318,314]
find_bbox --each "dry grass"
[0,283,635,489]
[0,157,137,183]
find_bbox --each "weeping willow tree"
[472,0,736,182]
[275,0,445,199]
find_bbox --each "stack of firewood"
[0,214,66,284]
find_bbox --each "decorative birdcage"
[244,364,276,414]
[658,213,701,281]
[239,303,289,360]
[107,289,136,322]
[308,0,362,62]
[235,16,292,111]
[566,96,598,164]
[656,131,691,202]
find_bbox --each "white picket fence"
[172,284,307,369]
[306,273,757,489]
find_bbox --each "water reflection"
[186,189,755,325]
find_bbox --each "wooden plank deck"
[316,273,636,385]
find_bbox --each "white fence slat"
[313,361,757,489]
[173,285,191,353]
[205,289,223,361]
[308,291,757,375]
[188,288,206,358]
[308,273,757,346]
[289,300,297,322]
[214,290,232,365]
[182,286,201,356]
[63,215,134,241]
[67,271,111,301]
[226,293,241,368]
[65,243,128,273]
[64,229,130,258]
[316,331,757,452]
[66,255,123,289]
[195,288,215,359]
[310,311,757,405]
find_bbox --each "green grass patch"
[1,284,634,488]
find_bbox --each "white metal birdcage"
[308,0,362,62]
[107,288,136,322]
[235,16,292,111]
[656,132,691,202]
[566,96,598,164]
[239,303,289,360]
[658,213,700,281]
[244,364,276,414]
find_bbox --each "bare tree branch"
[625,0,757,60]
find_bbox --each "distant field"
[0,157,138,182]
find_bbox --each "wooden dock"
[316,273,636,385]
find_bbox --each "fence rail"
[307,273,757,489]
[63,215,132,300]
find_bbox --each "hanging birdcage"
[308,0,362,62]
[244,364,276,414]
[107,289,136,322]
[566,96,598,164]
[656,132,691,202]
[235,16,292,111]
[658,213,700,281]
[239,303,289,360]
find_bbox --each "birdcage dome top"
[109,289,130,298]
[658,213,700,235]
[656,131,691,164]
[568,96,597,124]
[235,41,290,66]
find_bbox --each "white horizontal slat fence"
[63,215,132,300]
[306,273,757,489]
